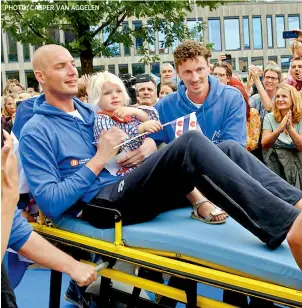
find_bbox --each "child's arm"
[113,107,149,122]
[137,120,163,134]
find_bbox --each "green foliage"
[1,0,224,72]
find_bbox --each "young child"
[90,71,227,224]
[90,71,161,176]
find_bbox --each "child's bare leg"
[287,212,302,270]
[186,188,227,222]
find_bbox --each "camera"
[223,54,232,65]
[119,74,136,88]
[283,31,299,39]
[119,74,153,105]
[119,74,137,104]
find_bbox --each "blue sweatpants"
[83,131,301,249]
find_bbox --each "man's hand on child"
[138,120,163,134]
[96,127,128,164]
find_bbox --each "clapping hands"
[278,110,293,134]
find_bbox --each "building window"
[147,21,156,55]
[151,62,160,77]
[268,56,278,64]
[133,21,144,55]
[122,22,131,56]
[7,33,18,62]
[119,64,129,75]
[132,63,145,76]
[251,57,264,69]
[23,44,30,62]
[288,14,300,30]
[171,21,183,51]
[231,58,236,70]
[93,66,105,73]
[252,16,262,49]
[64,31,79,57]
[25,71,39,91]
[266,16,273,48]
[239,57,248,72]
[102,26,120,57]
[108,64,115,75]
[33,44,42,52]
[208,18,221,51]
[158,22,169,54]
[187,18,203,41]
[276,15,285,48]
[281,56,291,72]
[243,16,250,49]
[1,42,4,63]
[6,71,20,81]
[224,18,240,50]
[48,28,60,43]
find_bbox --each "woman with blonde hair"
[262,84,302,188]
[2,95,17,133]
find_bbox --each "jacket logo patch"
[70,159,79,167]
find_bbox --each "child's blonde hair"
[273,84,302,124]
[89,71,130,110]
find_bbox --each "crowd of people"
[1,28,302,307]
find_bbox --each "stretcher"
[31,205,302,308]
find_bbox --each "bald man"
[157,63,176,95]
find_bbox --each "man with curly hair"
[155,40,246,146]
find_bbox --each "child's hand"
[138,120,163,134]
[113,106,136,119]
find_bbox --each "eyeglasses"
[213,73,226,77]
[264,76,279,81]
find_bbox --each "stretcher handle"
[95,261,109,272]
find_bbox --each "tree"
[1,0,225,74]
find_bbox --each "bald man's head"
[32,44,70,71]
[160,63,174,83]
[32,44,78,99]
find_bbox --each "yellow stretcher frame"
[32,212,302,308]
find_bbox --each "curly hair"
[173,40,212,70]
[273,84,302,124]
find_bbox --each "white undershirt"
[185,90,203,108]
[68,109,84,122]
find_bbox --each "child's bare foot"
[192,199,227,224]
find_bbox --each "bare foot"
[197,201,227,222]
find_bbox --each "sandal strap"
[193,198,213,210]
[193,199,224,220]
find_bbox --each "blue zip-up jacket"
[19,95,119,219]
[153,75,246,146]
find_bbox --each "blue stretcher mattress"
[54,207,302,290]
